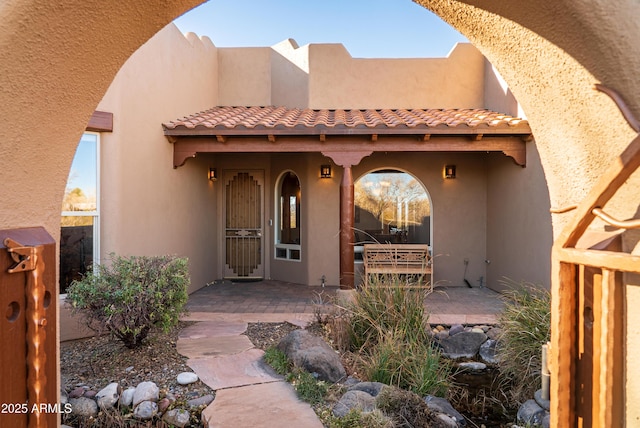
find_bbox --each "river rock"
[177,372,199,385]
[449,324,465,336]
[120,387,136,407]
[277,329,346,382]
[163,409,191,427]
[69,397,98,417]
[187,394,215,408]
[458,361,487,371]
[517,399,546,426]
[133,381,159,406]
[96,382,120,409]
[134,401,158,420]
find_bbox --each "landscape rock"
[486,327,503,341]
[96,382,120,409]
[133,381,159,407]
[517,399,546,426]
[435,413,459,428]
[479,339,500,364]
[449,324,465,336]
[134,400,158,420]
[348,381,386,397]
[163,409,191,427]
[438,331,487,359]
[187,394,215,408]
[435,330,450,340]
[83,390,97,399]
[424,395,466,426]
[120,387,136,407]
[60,389,68,405]
[177,371,199,385]
[277,329,346,382]
[332,390,376,417]
[534,388,550,411]
[69,397,98,417]
[541,413,551,428]
[68,386,85,399]
[158,397,171,413]
[458,361,487,371]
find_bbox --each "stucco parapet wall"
[216,39,486,109]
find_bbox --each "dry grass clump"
[497,279,551,406]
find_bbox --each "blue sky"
[173,0,467,58]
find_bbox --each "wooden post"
[340,166,355,289]
[321,150,372,290]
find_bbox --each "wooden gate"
[551,86,640,427]
[223,170,264,279]
[0,228,58,428]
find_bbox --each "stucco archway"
[2,0,639,424]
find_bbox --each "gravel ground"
[60,321,303,397]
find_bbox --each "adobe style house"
[68,23,549,296]
[2,2,640,425]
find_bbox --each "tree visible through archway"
[354,170,431,246]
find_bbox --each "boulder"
[133,381,159,407]
[534,389,550,411]
[277,330,346,382]
[332,390,376,417]
[438,331,487,359]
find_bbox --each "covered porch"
[164,106,532,290]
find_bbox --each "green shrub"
[318,408,393,428]
[263,347,291,375]
[345,279,450,397]
[66,253,189,349]
[497,279,551,405]
[288,369,329,405]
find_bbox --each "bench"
[362,244,432,287]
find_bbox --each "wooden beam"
[502,147,526,167]
[173,150,197,168]
[216,135,226,143]
[319,134,326,143]
[423,134,431,141]
[268,135,276,143]
[557,247,640,274]
[371,134,378,142]
[475,133,484,141]
[86,110,113,132]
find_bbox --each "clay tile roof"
[163,106,530,136]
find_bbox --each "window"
[275,171,301,261]
[60,132,100,293]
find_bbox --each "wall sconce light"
[320,164,332,178]
[444,165,456,179]
[209,167,218,181]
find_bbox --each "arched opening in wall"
[274,170,301,261]
[354,168,432,252]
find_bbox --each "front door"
[223,170,264,279]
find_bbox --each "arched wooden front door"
[223,170,264,279]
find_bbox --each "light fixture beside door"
[209,167,218,181]
[320,164,332,178]
[444,165,456,179]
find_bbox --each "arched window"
[275,171,301,261]
[354,169,431,248]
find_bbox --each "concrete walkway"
[177,312,323,428]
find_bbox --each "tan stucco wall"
[2,0,640,421]
[486,144,553,291]
[308,43,485,109]
[215,41,486,110]
[97,24,219,293]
